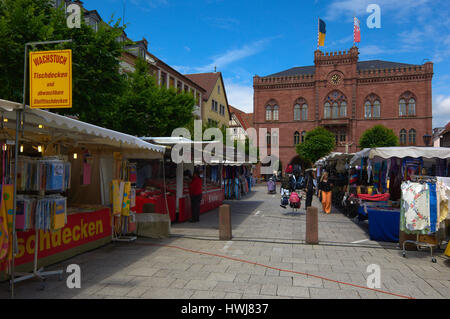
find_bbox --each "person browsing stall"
[189,171,203,222]
[318,171,333,214]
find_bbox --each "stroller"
[267,177,276,194]
[280,189,302,213]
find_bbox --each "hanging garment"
[111,180,122,215]
[401,182,431,233]
[0,186,10,261]
[52,197,67,230]
[83,162,92,185]
[428,183,438,233]
[122,182,131,216]
[436,178,449,222]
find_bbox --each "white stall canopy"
[0,99,165,158]
[350,147,450,164]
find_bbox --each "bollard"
[306,206,318,244]
[219,204,232,240]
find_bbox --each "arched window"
[273,105,279,121]
[365,101,372,118]
[265,106,272,121]
[324,91,347,119]
[364,94,381,119]
[301,104,308,120]
[272,131,278,146]
[409,129,416,145]
[373,100,380,118]
[340,101,347,118]
[294,104,301,121]
[294,131,300,145]
[324,102,331,119]
[266,132,271,145]
[399,99,407,116]
[400,129,407,145]
[301,131,306,143]
[408,98,416,116]
[332,102,339,119]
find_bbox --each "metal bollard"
[306,206,318,244]
[219,204,232,240]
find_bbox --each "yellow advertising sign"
[29,49,72,108]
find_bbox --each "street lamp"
[423,134,432,147]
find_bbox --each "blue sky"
[85,0,450,128]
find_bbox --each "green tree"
[296,127,335,164]
[359,125,399,149]
[116,58,196,136]
[0,0,127,129]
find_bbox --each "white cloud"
[433,95,450,127]
[324,0,430,21]
[174,37,277,74]
[224,80,253,114]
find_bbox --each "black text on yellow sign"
[29,49,72,109]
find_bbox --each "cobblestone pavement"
[1,184,449,299]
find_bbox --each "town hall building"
[253,46,434,174]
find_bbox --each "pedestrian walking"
[318,171,333,214]
[189,170,203,222]
[305,169,316,209]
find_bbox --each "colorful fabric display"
[128,163,137,183]
[357,193,390,202]
[122,182,131,216]
[0,185,12,264]
[14,157,71,192]
[111,180,122,215]
[400,181,442,235]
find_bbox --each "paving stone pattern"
[1,185,449,299]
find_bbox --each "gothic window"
[340,101,347,118]
[373,100,380,118]
[399,92,416,117]
[265,106,272,121]
[324,102,331,119]
[364,94,381,119]
[408,98,416,116]
[332,102,339,119]
[294,104,301,121]
[409,129,416,145]
[294,131,300,145]
[301,104,308,120]
[324,90,347,119]
[365,101,372,118]
[266,132,271,145]
[272,131,278,146]
[400,129,407,145]
[399,99,407,116]
[273,105,279,121]
[301,131,306,143]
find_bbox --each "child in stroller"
[280,174,302,211]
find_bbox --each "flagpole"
[317,17,319,50]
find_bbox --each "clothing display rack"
[401,175,447,263]
[6,113,65,294]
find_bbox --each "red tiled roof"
[184,72,221,101]
[229,105,253,130]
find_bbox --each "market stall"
[349,147,450,246]
[137,137,227,223]
[0,99,165,285]
[315,152,355,211]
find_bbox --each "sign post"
[10,39,72,299]
[29,49,72,109]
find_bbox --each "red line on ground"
[135,241,414,299]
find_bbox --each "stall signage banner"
[29,49,72,108]
[13,208,111,267]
